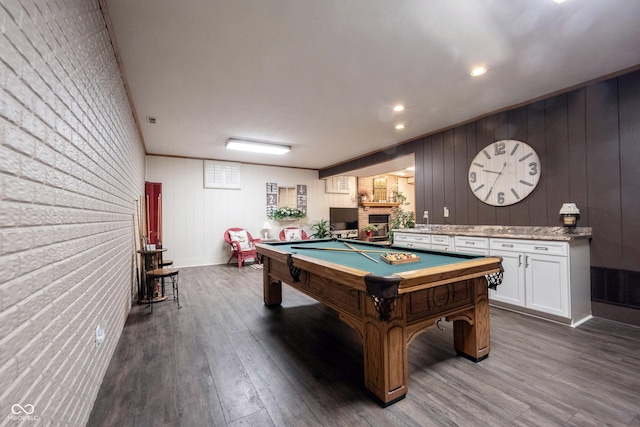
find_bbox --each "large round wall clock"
[468,140,541,206]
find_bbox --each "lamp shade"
[559,203,580,215]
[262,221,272,230]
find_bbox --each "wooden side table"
[136,248,168,303]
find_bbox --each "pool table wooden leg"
[262,259,282,306]
[451,277,490,362]
[362,296,408,406]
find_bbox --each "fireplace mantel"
[360,202,401,208]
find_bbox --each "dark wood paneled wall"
[619,73,640,270]
[320,70,640,318]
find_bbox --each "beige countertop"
[393,225,592,241]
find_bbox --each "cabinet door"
[525,253,569,317]
[489,250,525,307]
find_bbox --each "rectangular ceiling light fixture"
[225,138,291,155]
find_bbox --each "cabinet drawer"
[454,236,489,249]
[490,238,567,256]
[430,234,451,246]
[394,233,431,245]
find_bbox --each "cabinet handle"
[534,246,549,251]
[525,255,529,268]
[518,254,522,267]
[465,241,476,245]
[502,243,514,248]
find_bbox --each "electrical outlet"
[444,207,449,218]
[96,325,105,347]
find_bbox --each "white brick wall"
[0,0,145,425]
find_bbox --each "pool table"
[256,238,503,406]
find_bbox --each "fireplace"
[368,214,389,241]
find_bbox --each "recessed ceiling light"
[393,104,405,112]
[225,138,291,155]
[395,124,405,130]
[470,66,488,77]
[553,0,566,3]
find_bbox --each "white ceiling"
[104,0,640,176]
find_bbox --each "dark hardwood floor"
[88,264,640,427]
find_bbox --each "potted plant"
[309,218,334,239]
[358,190,370,203]
[363,224,378,238]
[388,191,416,243]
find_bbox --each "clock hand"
[485,162,507,200]
[483,170,502,174]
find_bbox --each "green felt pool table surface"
[261,238,483,276]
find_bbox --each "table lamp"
[559,203,580,233]
[262,221,272,239]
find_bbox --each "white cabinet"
[489,238,591,326]
[490,239,567,315]
[392,230,591,326]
